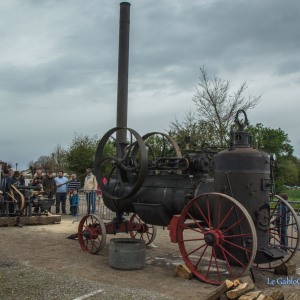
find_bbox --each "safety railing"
[270,198,300,251]
[287,200,300,214]
[65,189,116,221]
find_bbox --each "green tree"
[278,158,298,186]
[248,123,297,192]
[297,158,300,186]
[169,111,219,150]
[101,139,116,177]
[66,134,99,180]
[248,123,294,158]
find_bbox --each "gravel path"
[0,214,300,299]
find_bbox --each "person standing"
[70,190,79,216]
[12,171,25,185]
[17,171,25,185]
[43,171,56,213]
[11,171,23,186]
[68,173,81,214]
[0,169,13,214]
[277,193,291,246]
[32,169,44,187]
[84,168,98,214]
[31,169,45,213]
[54,171,68,214]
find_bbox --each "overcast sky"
[1,0,300,170]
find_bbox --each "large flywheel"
[133,132,182,171]
[95,127,148,200]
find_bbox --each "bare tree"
[193,65,261,146]
[169,111,219,150]
[34,155,53,173]
[52,144,68,173]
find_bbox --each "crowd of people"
[0,165,105,216]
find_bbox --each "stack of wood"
[206,275,296,300]
[174,264,297,300]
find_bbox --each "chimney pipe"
[116,2,131,144]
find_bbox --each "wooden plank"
[206,280,234,300]
[0,215,61,226]
[269,290,284,300]
[237,275,255,290]
[286,293,298,300]
[226,283,251,299]
[238,290,262,300]
[0,217,15,226]
[256,294,267,300]
[19,215,61,225]
[173,264,193,280]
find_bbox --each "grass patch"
[284,189,300,212]
[286,189,300,201]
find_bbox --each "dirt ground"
[0,214,300,300]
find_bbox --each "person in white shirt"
[84,168,98,214]
[54,170,68,214]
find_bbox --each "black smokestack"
[116,2,130,144]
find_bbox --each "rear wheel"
[177,193,257,285]
[252,194,300,269]
[129,213,157,245]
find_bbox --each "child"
[70,190,79,216]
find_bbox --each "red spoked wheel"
[129,213,157,245]
[252,194,300,269]
[78,214,107,254]
[177,193,257,285]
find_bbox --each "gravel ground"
[0,214,300,299]
[0,216,196,300]
[0,260,174,300]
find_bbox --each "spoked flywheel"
[177,193,257,285]
[252,194,300,269]
[78,214,107,254]
[129,213,157,245]
[137,132,182,171]
[94,127,148,200]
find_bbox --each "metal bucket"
[109,238,146,270]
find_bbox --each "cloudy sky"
[1,0,300,170]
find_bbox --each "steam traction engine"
[76,2,300,285]
[77,111,300,284]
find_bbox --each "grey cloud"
[1,0,300,168]
[130,0,300,77]
[275,57,300,75]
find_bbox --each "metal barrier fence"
[270,198,300,251]
[287,200,300,214]
[65,190,116,221]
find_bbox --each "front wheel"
[78,214,107,254]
